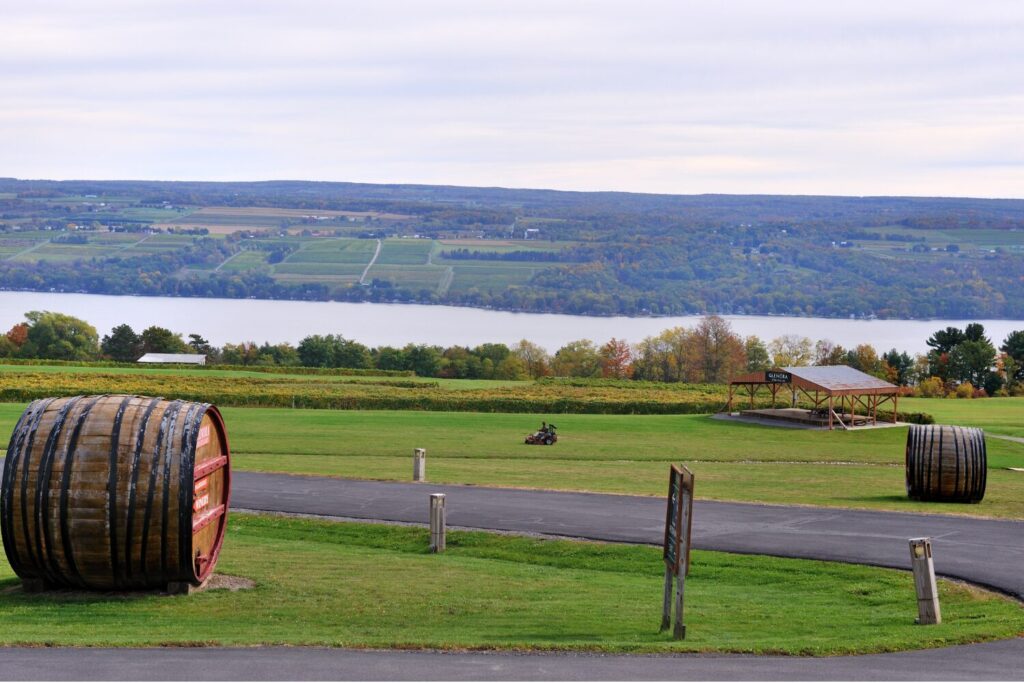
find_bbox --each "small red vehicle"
[525,423,558,445]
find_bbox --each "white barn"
[137,353,207,365]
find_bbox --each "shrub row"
[0,358,414,377]
[0,371,733,414]
[877,410,935,425]
[0,370,934,419]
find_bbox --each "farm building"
[137,353,207,365]
[725,365,899,430]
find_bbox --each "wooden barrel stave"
[905,424,986,503]
[1,395,230,590]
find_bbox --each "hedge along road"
[2,473,1023,681]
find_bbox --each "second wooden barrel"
[906,424,986,503]
[0,395,231,590]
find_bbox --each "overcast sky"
[3,1,1023,197]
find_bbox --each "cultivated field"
[154,206,411,234]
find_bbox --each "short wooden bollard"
[909,538,941,625]
[413,448,426,482]
[430,493,446,553]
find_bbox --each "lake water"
[0,291,1021,354]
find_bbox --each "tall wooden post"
[909,538,940,625]
[413,448,426,482]
[430,493,446,553]
[660,567,673,632]
[893,394,899,423]
[661,465,693,640]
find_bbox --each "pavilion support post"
[893,394,899,423]
[727,384,734,412]
[828,396,833,430]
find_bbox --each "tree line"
[2,310,1022,397]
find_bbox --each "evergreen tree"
[102,324,142,361]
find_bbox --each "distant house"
[137,353,207,365]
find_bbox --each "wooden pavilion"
[725,366,900,430]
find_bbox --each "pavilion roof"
[729,365,898,396]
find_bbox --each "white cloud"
[1,0,1022,196]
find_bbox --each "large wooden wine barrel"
[1,395,230,590]
[906,424,986,503]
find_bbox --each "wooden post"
[893,394,899,423]
[429,493,446,552]
[828,396,833,430]
[673,571,686,640]
[661,465,693,639]
[413,448,426,482]
[660,567,673,632]
[909,538,941,625]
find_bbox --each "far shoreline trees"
[2,310,1022,396]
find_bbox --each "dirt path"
[358,239,382,284]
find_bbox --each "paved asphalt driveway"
[1,472,1022,680]
[231,473,1024,600]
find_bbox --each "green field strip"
[374,239,432,265]
[364,264,447,289]
[283,239,378,265]
[0,514,1020,652]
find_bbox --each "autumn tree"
[6,322,28,348]
[690,315,745,383]
[551,339,601,378]
[847,344,882,376]
[221,342,262,365]
[511,339,551,378]
[0,322,29,357]
[598,338,633,379]
[768,334,813,367]
[813,339,846,366]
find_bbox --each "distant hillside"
[1,178,1022,319]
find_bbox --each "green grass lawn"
[0,397,1020,518]
[1,514,1020,653]
[2,403,1023,518]
[900,398,1024,438]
